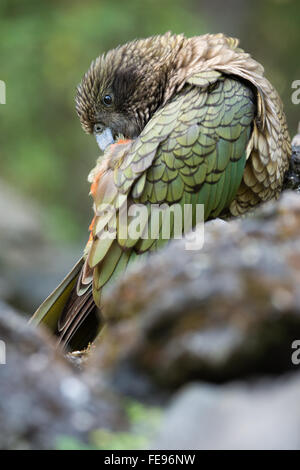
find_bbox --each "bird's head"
[75,34,187,151]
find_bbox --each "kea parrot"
[31,33,291,351]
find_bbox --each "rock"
[0,301,125,450]
[153,373,300,449]
[87,191,300,392]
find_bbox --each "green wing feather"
[89,74,255,303]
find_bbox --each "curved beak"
[94,127,115,152]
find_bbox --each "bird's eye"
[94,123,103,134]
[102,94,113,106]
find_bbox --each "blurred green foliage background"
[1,0,299,244]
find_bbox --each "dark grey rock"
[0,301,125,449]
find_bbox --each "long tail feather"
[57,285,102,351]
[30,257,101,351]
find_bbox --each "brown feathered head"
[75,33,188,150]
